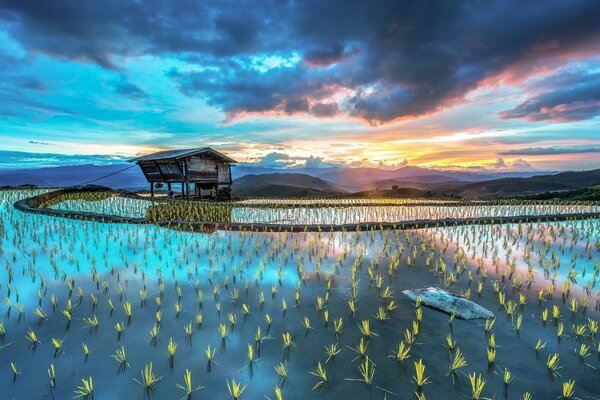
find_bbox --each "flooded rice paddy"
[3,189,600,399]
[50,193,600,225]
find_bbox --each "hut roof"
[130,147,237,163]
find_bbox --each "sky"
[0,0,600,171]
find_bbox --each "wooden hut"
[130,147,237,200]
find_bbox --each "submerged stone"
[403,287,494,320]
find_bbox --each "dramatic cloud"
[500,145,600,155]
[113,79,147,99]
[2,0,600,124]
[501,71,600,122]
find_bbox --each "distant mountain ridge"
[0,163,590,199]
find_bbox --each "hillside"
[232,173,346,197]
[454,168,600,197]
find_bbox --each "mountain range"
[1,163,598,199]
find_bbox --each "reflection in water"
[2,190,600,399]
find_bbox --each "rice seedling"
[534,339,547,352]
[282,332,293,350]
[274,362,288,381]
[83,315,99,329]
[325,343,341,363]
[82,342,90,358]
[25,327,39,346]
[469,373,486,400]
[34,307,47,320]
[358,319,377,338]
[390,341,411,363]
[487,348,496,364]
[48,363,55,389]
[346,356,375,385]
[334,317,343,335]
[547,353,562,377]
[575,343,590,359]
[134,362,161,392]
[301,316,313,331]
[309,362,328,390]
[205,345,216,369]
[51,337,64,354]
[218,323,228,341]
[111,346,128,369]
[10,361,19,377]
[176,369,203,398]
[561,380,576,399]
[413,359,430,389]
[557,322,564,338]
[226,379,247,399]
[484,318,495,333]
[572,324,586,338]
[447,348,467,377]
[167,337,178,360]
[73,377,94,399]
[247,343,255,364]
[502,368,513,385]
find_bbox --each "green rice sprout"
[309,362,328,390]
[346,355,375,385]
[334,317,343,335]
[274,362,288,381]
[534,339,547,351]
[546,353,562,377]
[325,343,341,363]
[358,320,377,338]
[134,362,161,391]
[502,368,513,385]
[282,332,293,350]
[112,346,127,365]
[413,359,430,389]
[469,373,486,400]
[226,378,247,399]
[73,377,94,399]
[34,307,47,320]
[25,327,39,345]
[83,315,99,329]
[218,323,228,340]
[447,348,467,375]
[184,322,193,337]
[301,316,313,331]
[561,379,576,399]
[176,369,203,398]
[247,343,255,364]
[575,343,590,359]
[390,341,411,363]
[167,337,178,359]
[123,301,132,318]
[51,337,64,353]
[487,348,496,364]
[10,361,18,376]
[82,342,90,358]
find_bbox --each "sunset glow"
[1,1,599,171]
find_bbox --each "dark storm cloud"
[2,0,600,124]
[500,72,600,122]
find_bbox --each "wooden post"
[181,182,184,198]
[150,183,154,198]
[186,182,190,201]
[167,182,171,191]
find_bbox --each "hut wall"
[187,157,219,181]
[218,163,231,183]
